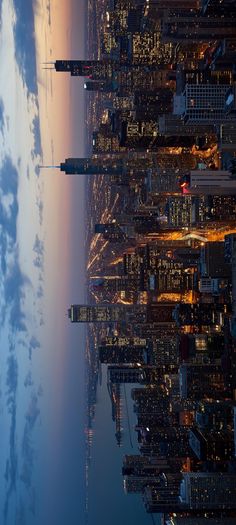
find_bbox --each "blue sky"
[0,1,86,524]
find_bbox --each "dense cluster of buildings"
[56,0,236,521]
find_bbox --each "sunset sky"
[0,1,86,524]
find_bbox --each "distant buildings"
[63,0,236,520]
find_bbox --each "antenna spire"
[39,165,60,169]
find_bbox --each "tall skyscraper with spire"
[54,60,116,80]
[60,157,125,176]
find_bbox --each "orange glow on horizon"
[34,0,86,300]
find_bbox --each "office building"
[174,85,232,124]
[68,304,147,323]
[166,517,236,525]
[189,427,234,460]
[181,169,236,196]
[143,473,183,513]
[60,157,125,176]
[107,365,156,384]
[161,15,236,43]
[180,472,236,509]
[99,337,149,364]
[179,363,226,400]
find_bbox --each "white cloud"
[0,1,45,523]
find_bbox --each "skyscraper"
[161,15,236,43]
[182,169,236,196]
[174,84,232,124]
[55,59,116,80]
[107,365,155,384]
[180,472,236,509]
[68,304,147,323]
[99,336,149,364]
[60,157,125,176]
[179,363,226,400]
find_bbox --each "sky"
[0,2,161,524]
[0,1,86,524]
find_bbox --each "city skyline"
[1,1,236,525]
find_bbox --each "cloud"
[12,0,38,94]
[0,97,4,133]
[46,0,51,26]
[4,356,18,522]
[33,234,44,271]
[6,355,18,395]
[36,284,44,299]
[4,262,29,332]
[37,384,43,397]
[28,336,40,361]
[0,230,8,275]
[31,116,42,158]
[20,394,40,490]
[34,165,40,177]
[33,235,44,257]
[36,197,43,225]
[15,500,26,525]
[24,372,33,389]
[0,156,34,331]
[0,255,30,333]
[0,156,18,196]
[50,139,55,164]
[33,257,42,270]
[0,195,18,242]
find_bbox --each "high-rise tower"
[54,60,115,80]
[68,304,147,324]
[60,157,125,176]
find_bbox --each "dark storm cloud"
[12,0,37,94]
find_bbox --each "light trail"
[146,227,236,243]
[157,291,196,303]
[116,298,133,305]
[87,240,109,271]
[109,256,123,266]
